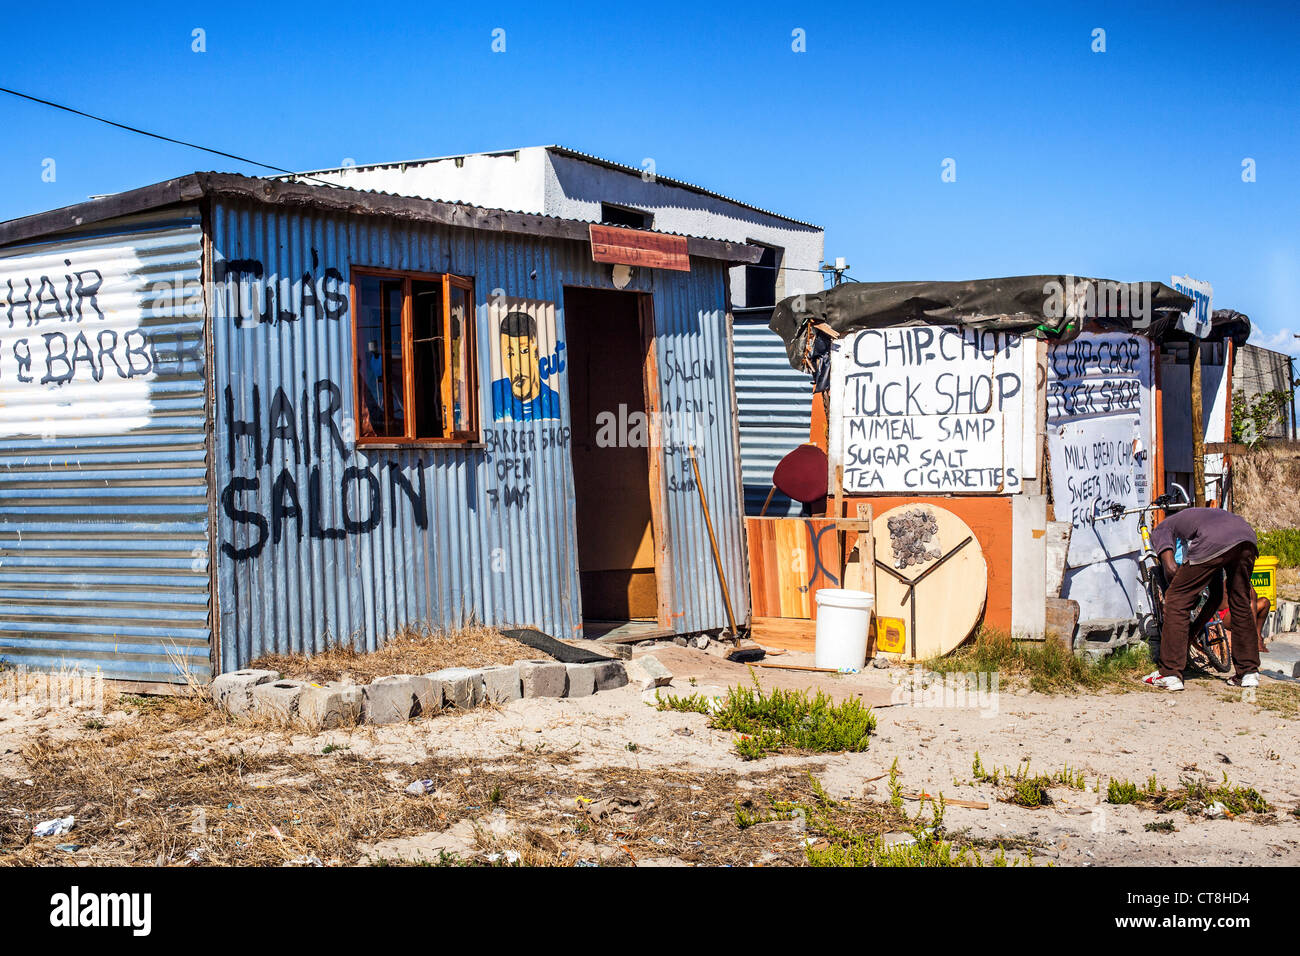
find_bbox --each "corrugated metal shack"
[770,277,1248,649]
[0,173,760,684]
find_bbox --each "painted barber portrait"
[489,300,564,421]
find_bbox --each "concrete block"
[210,669,278,716]
[1073,618,1141,652]
[564,662,597,697]
[250,679,306,722]
[592,660,629,691]
[624,655,672,689]
[428,668,483,709]
[517,659,567,698]
[363,675,435,724]
[480,664,521,704]
[298,682,363,729]
[1259,640,1300,679]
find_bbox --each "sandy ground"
[2,641,1298,866]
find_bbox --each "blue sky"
[3,0,1297,355]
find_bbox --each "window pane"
[449,284,474,433]
[410,279,445,438]
[356,275,406,437]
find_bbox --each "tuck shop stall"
[765,276,1234,659]
[0,172,761,687]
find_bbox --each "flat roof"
[0,171,764,264]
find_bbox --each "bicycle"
[1102,484,1232,674]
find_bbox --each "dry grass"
[1278,567,1300,602]
[926,628,1152,694]
[1221,682,1300,720]
[1232,443,1300,533]
[251,624,523,684]
[0,691,873,867]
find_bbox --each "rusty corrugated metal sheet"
[210,200,747,667]
[0,208,212,682]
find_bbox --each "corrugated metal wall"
[0,209,212,682]
[210,200,747,668]
[732,311,813,515]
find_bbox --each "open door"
[564,287,662,626]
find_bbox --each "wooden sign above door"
[589,224,690,272]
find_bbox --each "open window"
[600,202,653,229]
[743,241,782,309]
[351,268,478,444]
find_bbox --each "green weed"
[926,628,1151,693]
[664,673,875,760]
[1258,528,1300,567]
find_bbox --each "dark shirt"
[1150,508,1257,566]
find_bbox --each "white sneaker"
[1143,671,1184,691]
[1228,673,1259,688]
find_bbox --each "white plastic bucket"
[813,588,874,671]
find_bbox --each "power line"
[0,85,332,185]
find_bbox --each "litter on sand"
[32,815,75,837]
[405,779,436,796]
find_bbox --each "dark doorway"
[563,287,660,623]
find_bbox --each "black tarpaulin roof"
[770,276,1198,372]
[1210,308,1253,347]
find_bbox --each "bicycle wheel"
[1197,620,1233,673]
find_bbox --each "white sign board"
[1049,415,1149,565]
[1046,332,1156,620]
[1170,275,1213,339]
[829,326,1036,495]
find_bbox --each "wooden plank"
[1045,520,1071,598]
[750,616,816,653]
[757,662,846,673]
[1192,340,1205,506]
[590,224,690,271]
[902,793,989,810]
[746,516,840,619]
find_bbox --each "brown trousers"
[1159,542,1261,679]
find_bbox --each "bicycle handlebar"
[1099,482,1192,521]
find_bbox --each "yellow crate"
[876,616,907,655]
[1252,555,1278,606]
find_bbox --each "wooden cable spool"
[869,503,988,660]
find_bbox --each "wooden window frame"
[349,266,480,447]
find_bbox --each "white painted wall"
[540,152,824,304]
[291,146,825,305]
[300,149,550,217]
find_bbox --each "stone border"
[211,658,634,729]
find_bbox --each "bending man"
[1144,507,1261,691]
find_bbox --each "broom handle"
[689,445,738,637]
